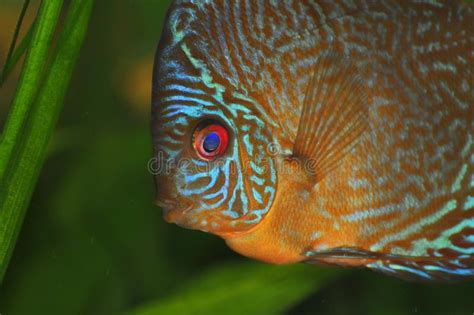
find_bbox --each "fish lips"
[155,198,194,225]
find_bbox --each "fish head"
[152,93,278,237]
[151,22,279,237]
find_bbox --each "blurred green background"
[0,1,473,314]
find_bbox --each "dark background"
[1,1,473,314]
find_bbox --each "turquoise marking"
[181,43,226,104]
[163,84,207,95]
[348,178,369,189]
[181,169,220,196]
[183,171,210,182]
[239,185,250,215]
[232,91,279,128]
[163,95,216,107]
[161,136,181,145]
[228,103,252,114]
[222,209,240,219]
[249,161,265,175]
[242,134,253,155]
[173,128,186,136]
[246,185,276,224]
[170,11,187,42]
[202,162,231,208]
[464,196,474,211]
[264,186,275,195]
[249,175,265,186]
[343,204,399,222]
[158,146,180,157]
[388,264,431,280]
[223,161,246,217]
[252,188,263,204]
[371,200,458,251]
[191,158,208,168]
[241,125,250,132]
[423,265,474,276]
[162,116,189,128]
[203,188,225,200]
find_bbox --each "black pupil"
[203,132,220,153]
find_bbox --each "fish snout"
[155,196,193,224]
[154,181,194,224]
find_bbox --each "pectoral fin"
[292,52,369,183]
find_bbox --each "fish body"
[152,0,474,281]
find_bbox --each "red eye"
[193,123,229,160]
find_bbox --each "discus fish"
[152,0,474,281]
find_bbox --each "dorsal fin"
[293,52,369,183]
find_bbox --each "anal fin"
[305,247,474,282]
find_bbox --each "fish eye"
[193,121,229,160]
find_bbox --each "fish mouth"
[154,198,176,209]
[155,198,193,223]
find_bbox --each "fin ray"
[305,246,474,282]
[293,52,369,182]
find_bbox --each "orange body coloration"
[226,160,358,264]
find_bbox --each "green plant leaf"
[128,262,343,315]
[0,0,94,281]
[0,0,62,181]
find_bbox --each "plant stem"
[0,24,34,88]
[0,0,94,282]
[0,0,31,86]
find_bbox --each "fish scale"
[152,0,474,281]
